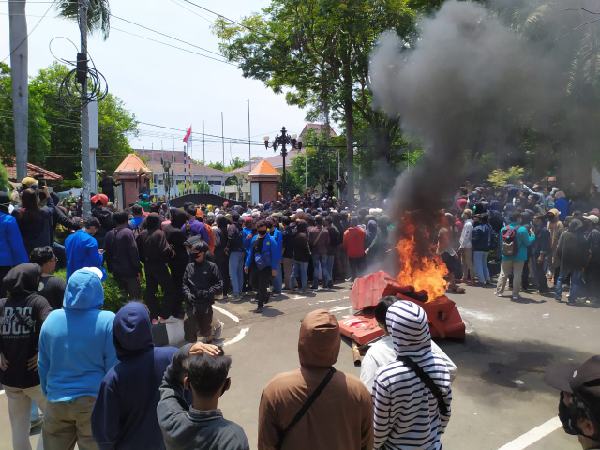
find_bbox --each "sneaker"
[30,416,43,430]
[512,295,520,301]
[253,306,264,313]
[250,298,258,304]
[495,292,504,297]
[230,295,244,303]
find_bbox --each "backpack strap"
[276,367,336,450]
[397,355,449,416]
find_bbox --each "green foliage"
[488,166,525,187]
[0,62,51,166]
[55,269,146,314]
[0,63,137,184]
[0,160,8,191]
[215,0,427,198]
[197,181,210,193]
[207,157,247,173]
[55,0,111,39]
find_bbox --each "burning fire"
[396,218,448,300]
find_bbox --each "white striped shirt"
[372,301,452,450]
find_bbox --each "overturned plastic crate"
[343,271,465,342]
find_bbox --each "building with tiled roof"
[134,149,228,196]
[5,162,63,183]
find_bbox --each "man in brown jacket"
[258,309,373,450]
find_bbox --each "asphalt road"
[1,281,596,449]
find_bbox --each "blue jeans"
[473,251,490,283]
[292,261,308,290]
[323,254,335,286]
[556,269,583,302]
[228,251,244,296]
[272,262,282,294]
[311,254,326,288]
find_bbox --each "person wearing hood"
[65,217,104,280]
[91,197,115,250]
[360,297,457,393]
[0,190,28,298]
[104,212,142,301]
[137,213,176,320]
[164,208,189,318]
[372,301,452,450]
[554,190,570,221]
[38,267,117,450]
[91,302,177,450]
[258,309,373,450]
[0,263,52,450]
[555,219,590,305]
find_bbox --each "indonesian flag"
[183,126,192,144]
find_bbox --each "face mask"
[559,394,580,436]
[258,230,266,236]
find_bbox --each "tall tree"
[215,0,416,202]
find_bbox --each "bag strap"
[276,367,336,450]
[396,356,448,416]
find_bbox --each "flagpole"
[202,120,205,166]
[247,99,251,171]
[221,112,225,167]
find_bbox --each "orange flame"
[396,219,448,300]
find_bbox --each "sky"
[1,0,309,165]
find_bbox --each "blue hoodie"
[245,233,280,269]
[0,211,28,266]
[38,268,117,402]
[65,229,104,279]
[92,302,177,450]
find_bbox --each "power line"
[1,2,54,63]
[110,13,222,57]
[111,26,236,67]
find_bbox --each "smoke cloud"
[370,0,600,223]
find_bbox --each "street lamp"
[264,126,303,196]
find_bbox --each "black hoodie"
[0,263,52,388]
[92,302,177,450]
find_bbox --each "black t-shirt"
[39,275,66,310]
[0,293,52,388]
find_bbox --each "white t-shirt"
[459,219,473,249]
[360,335,458,393]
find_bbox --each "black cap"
[545,356,600,395]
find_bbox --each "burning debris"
[395,212,448,300]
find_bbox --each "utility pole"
[202,120,205,165]
[8,0,28,180]
[247,99,251,171]
[221,112,225,167]
[79,0,91,218]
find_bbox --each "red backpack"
[501,226,518,257]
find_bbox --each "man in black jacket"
[137,213,175,320]
[105,211,142,300]
[0,263,52,450]
[183,240,223,343]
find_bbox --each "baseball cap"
[545,356,600,395]
[21,177,38,188]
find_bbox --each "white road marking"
[498,416,561,450]
[329,306,352,313]
[223,327,249,347]
[290,295,307,300]
[315,298,343,304]
[213,305,240,323]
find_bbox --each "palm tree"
[7,0,110,180]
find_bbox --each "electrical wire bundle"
[51,37,108,107]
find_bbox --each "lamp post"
[264,126,302,197]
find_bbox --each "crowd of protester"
[1,175,600,449]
